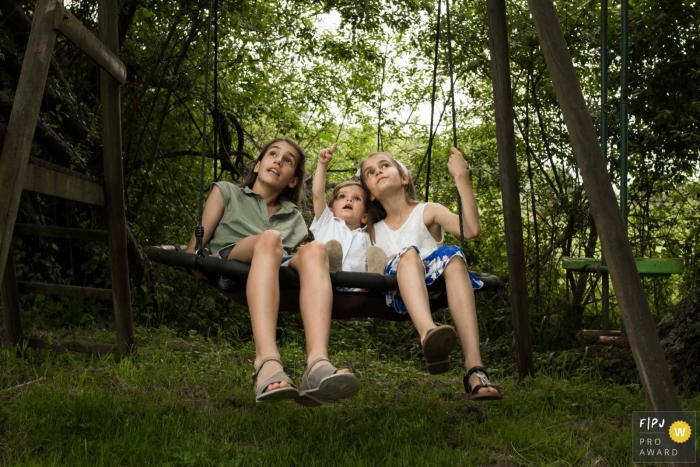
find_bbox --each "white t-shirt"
[310,206,371,272]
[373,203,444,260]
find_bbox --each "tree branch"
[513,112,560,197]
[123,17,180,126]
[530,77,564,194]
[129,20,201,218]
[0,43,102,156]
[0,0,73,94]
[157,150,246,173]
[0,92,86,171]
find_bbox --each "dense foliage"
[1,0,699,352]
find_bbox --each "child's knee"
[255,230,284,254]
[443,256,467,276]
[297,240,326,263]
[397,248,422,269]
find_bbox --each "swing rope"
[445,0,466,255]
[212,0,219,183]
[425,0,441,203]
[195,0,215,256]
[425,0,466,254]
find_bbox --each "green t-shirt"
[209,182,308,253]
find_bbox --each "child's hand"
[447,147,469,181]
[318,142,339,166]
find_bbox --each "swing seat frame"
[147,245,501,321]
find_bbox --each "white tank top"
[373,203,443,260]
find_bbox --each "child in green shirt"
[186,138,359,406]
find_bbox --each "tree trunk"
[556,184,599,346]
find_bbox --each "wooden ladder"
[0,0,133,356]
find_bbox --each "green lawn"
[1,327,698,466]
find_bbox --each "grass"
[1,326,699,466]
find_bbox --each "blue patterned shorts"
[384,245,484,314]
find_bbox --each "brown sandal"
[421,325,457,374]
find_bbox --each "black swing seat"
[147,245,501,321]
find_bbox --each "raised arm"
[312,142,338,220]
[430,147,481,239]
[185,184,226,254]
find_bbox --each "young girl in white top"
[359,148,502,400]
[311,143,386,274]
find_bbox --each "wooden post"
[99,0,134,356]
[0,0,58,288]
[527,0,680,411]
[485,0,535,379]
[1,250,22,349]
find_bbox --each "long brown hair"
[240,138,307,207]
[327,180,375,243]
[359,152,419,227]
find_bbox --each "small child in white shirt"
[311,143,386,274]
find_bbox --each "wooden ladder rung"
[26,336,116,355]
[54,3,126,84]
[14,224,108,242]
[18,282,113,300]
[23,157,105,206]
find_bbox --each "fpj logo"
[634,412,696,463]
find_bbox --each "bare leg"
[394,248,436,343]
[442,258,499,395]
[288,241,350,377]
[228,230,289,393]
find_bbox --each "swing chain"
[194,225,206,258]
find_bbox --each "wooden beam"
[0,0,58,290]
[486,0,535,379]
[18,282,113,300]
[27,156,100,183]
[23,158,105,206]
[14,224,108,242]
[527,0,680,412]
[54,2,126,84]
[99,0,134,356]
[27,336,117,355]
[1,250,23,349]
